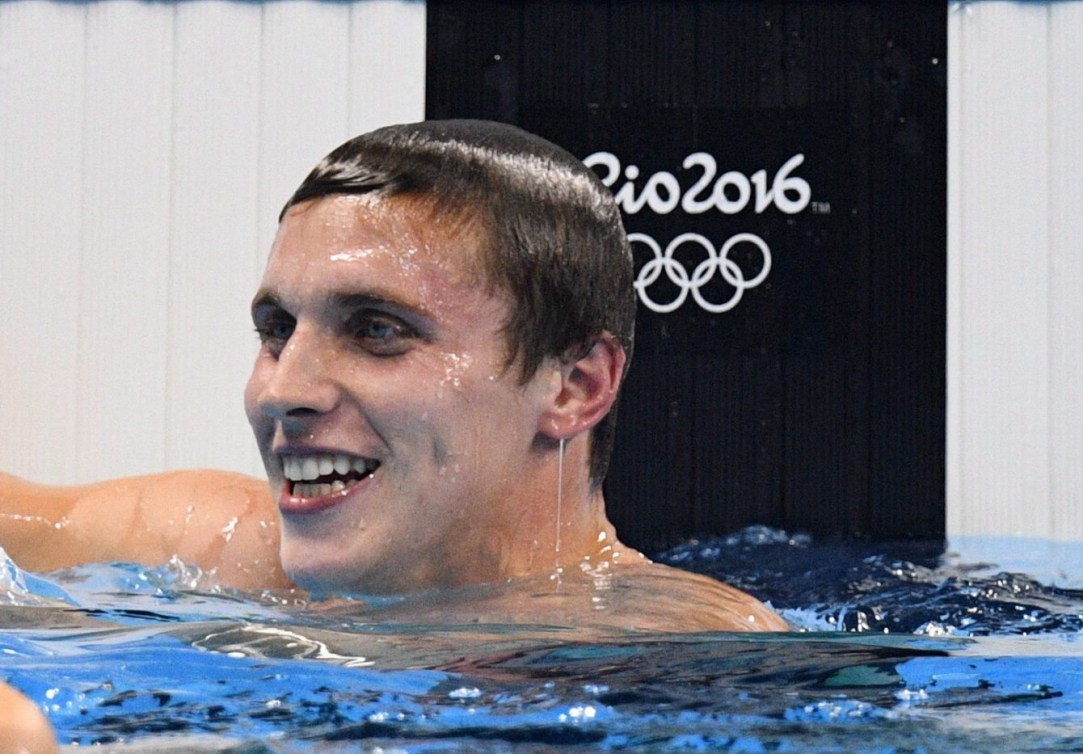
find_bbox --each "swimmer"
[0,121,786,633]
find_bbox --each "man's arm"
[0,470,290,590]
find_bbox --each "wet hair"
[281,120,635,487]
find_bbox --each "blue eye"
[351,311,416,356]
[363,319,396,340]
[269,321,294,340]
[253,314,295,356]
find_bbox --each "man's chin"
[280,546,353,595]
[279,545,395,598]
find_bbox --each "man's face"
[244,195,558,594]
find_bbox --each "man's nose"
[258,329,340,424]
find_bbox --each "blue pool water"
[1,527,1080,752]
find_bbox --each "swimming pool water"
[1,528,1080,752]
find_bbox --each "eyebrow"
[250,289,433,329]
[250,290,282,316]
[328,291,422,314]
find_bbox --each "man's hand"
[0,680,57,754]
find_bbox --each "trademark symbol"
[811,201,832,214]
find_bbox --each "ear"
[538,332,626,441]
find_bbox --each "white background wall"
[1,1,1080,541]
[0,0,426,483]
[948,1,1083,541]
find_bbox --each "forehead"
[257,195,518,355]
[263,194,491,297]
[271,193,481,267]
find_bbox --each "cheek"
[243,364,270,430]
[242,380,257,424]
[375,376,493,468]
[452,383,539,462]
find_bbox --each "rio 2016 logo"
[584,151,813,314]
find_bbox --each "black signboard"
[427,1,946,548]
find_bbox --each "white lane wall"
[0,0,426,483]
[1,2,1080,540]
[948,2,1083,540]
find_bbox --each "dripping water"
[554,437,564,580]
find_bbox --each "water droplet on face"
[328,250,375,263]
[439,351,474,390]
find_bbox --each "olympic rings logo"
[631,232,772,314]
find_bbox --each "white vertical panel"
[0,2,87,483]
[77,1,176,480]
[949,2,1052,537]
[348,0,427,135]
[1047,3,1083,540]
[0,0,426,487]
[167,1,264,475]
[945,4,963,536]
[256,1,353,265]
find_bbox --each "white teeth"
[294,482,332,498]
[330,479,346,493]
[282,453,379,482]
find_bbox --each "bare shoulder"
[610,556,789,632]
[0,470,289,591]
[129,470,288,590]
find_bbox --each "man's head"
[280,120,635,485]
[245,121,636,593]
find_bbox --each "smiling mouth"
[282,453,381,499]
